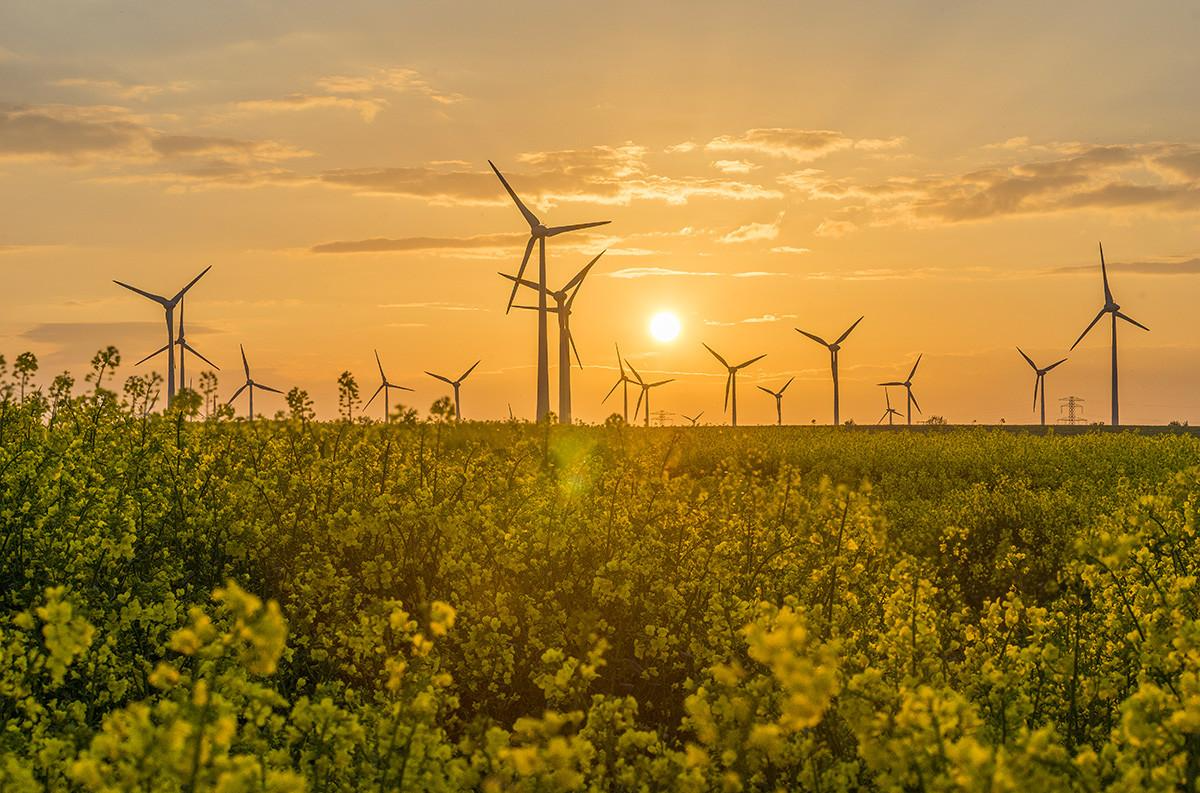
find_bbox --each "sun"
[649,311,681,342]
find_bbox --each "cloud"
[311,232,525,254]
[606,267,787,279]
[53,78,193,102]
[704,313,797,327]
[235,94,386,122]
[719,213,783,244]
[664,142,697,154]
[770,246,811,255]
[707,128,853,161]
[315,67,464,105]
[378,302,483,311]
[1050,256,1200,276]
[814,219,857,238]
[713,159,758,174]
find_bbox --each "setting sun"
[649,311,681,342]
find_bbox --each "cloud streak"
[312,232,525,254]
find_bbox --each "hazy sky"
[3,1,1199,424]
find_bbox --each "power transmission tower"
[1057,396,1087,424]
[652,409,672,427]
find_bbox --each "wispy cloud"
[712,159,758,174]
[719,213,783,244]
[378,302,483,311]
[705,128,905,162]
[771,246,811,255]
[312,232,524,254]
[704,313,797,326]
[235,94,386,122]
[315,67,465,105]
[1050,256,1200,276]
[607,267,788,279]
[53,78,193,102]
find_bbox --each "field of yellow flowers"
[4,364,1200,790]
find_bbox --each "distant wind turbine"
[796,316,863,425]
[602,343,634,422]
[756,378,794,426]
[702,343,766,427]
[878,355,922,426]
[227,345,282,420]
[136,298,219,393]
[682,411,704,426]
[489,160,610,422]
[625,360,673,427]
[425,361,480,421]
[1016,348,1067,426]
[502,250,604,424]
[364,350,414,421]
[877,387,902,426]
[114,265,211,405]
[1069,242,1149,427]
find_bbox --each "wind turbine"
[795,316,863,425]
[1016,348,1068,426]
[602,343,634,422]
[625,360,673,427]
[489,161,610,423]
[702,343,766,427]
[227,345,282,420]
[877,387,902,426]
[756,378,794,426]
[501,250,604,425]
[1069,242,1149,427]
[113,265,212,405]
[682,411,704,426]
[135,298,219,392]
[364,350,414,422]
[878,355,922,425]
[425,361,480,421]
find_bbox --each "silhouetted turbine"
[136,297,219,393]
[114,265,211,406]
[502,250,604,425]
[796,316,863,425]
[682,411,704,427]
[625,360,673,427]
[1017,348,1068,426]
[878,355,923,426]
[425,361,480,421]
[602,343,634,422]
[1069,242,1149,427]
[702,343,766,427]
[877,387,902,426]
[364,350,414,422]
[227,345,282,420]
[756,377,794,426]
[489,161,610,422]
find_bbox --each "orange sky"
[3,1,1199,424]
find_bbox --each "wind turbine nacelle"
[829,343,841,352]
[533,224,550,238]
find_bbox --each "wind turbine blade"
[879,381,904,387]
[498,272,540,290]
[1032,375,1040,411]
[136,344,171,366]
[723,373,731,412]
[1070,308,1107,350]
[1016,347,1037,370]
[634,389,645,420]
[602,378,622,403]
[513,304,558,313]
[649,379,674,387]
[1099,242,1113,305]
[1116,311,1149,332]
[756,385,773,396]
[177,299,186,337]
[569,329,582,369]
[544,220,611,237]
[562,250,605,294]
[624,359,645,385]
[181,342,219,370]
[834,316,865,345]
[735,354,766,369]
[1043,357,1068,373]
[390,384,415,392]
[425,371,454,385]
[909,389,922,414]
[227,383,248,404]
[615,343,625,376]
[779,377,794,394]
[170,265,213,304]
[113,280,168,305]
[702,343,728,368]
[364,383,385,409]
[240,345,250,380]
[256,384,284,395]
[488,160,540,229]
[794,328,830,347]
[506,236,537,314]
[907,354,922,382]
[459,360,481,382]
[375,349,386,381]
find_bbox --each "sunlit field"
[4,364,1200,791]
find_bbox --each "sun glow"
[649,311,681,342]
